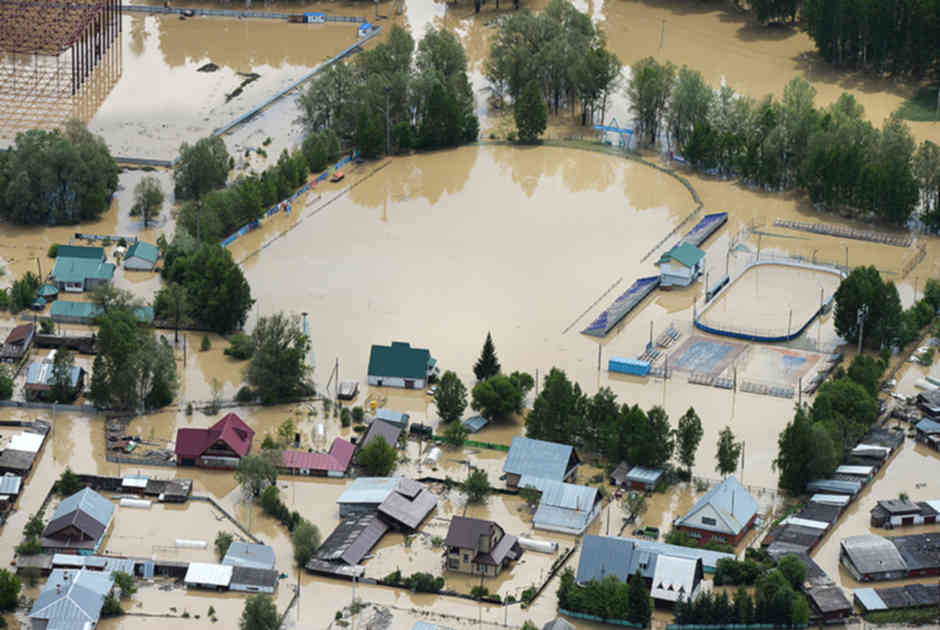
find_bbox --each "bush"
[214,531,234,561]
[16,536,42,555]
[351,406,364,423]
[47,244,59,258]
[57,468,83,495]
[200,335,211,351]
[341,407,351,427]
[40,319,55,334]
[224,333,255,360]
[471,585,489,600]
[101,593,123,616]
[235,385,255,403]
[520,586,537,605]
[403,572,444,593]
[0,366,12,401]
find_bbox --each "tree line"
[628,61,939,227]
[556,566,651,626]
[486,0,621,127]
[0,121,118,225]
[803,0,940,77]
[299,25,478,158]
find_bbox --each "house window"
[463,553,469,562]
[701,517,717,526]
[448,560,459,570]
[689,531,702,539]
[714,536,726,543]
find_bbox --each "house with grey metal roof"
[871,499,940,529]
[336,477,437,530]
[623,466,664,491]
[443,516,522,577]
[306,511,387,578]
[337,477,401,517]
[229,566,279,594]
[223,541,276,570]
[524,476,600,535]
[25,359,85,402]
[42,488,115,553]
[359,418,402,453]
[542,620,575,630]
[675,475,758,546]
[29,568,114,630]
[0,473,22,498]
[840,535,909,581]
[576,535,705,603]
[367,341,437,389]
[503,437,579,489]
[915,418,940,451]
[374,408,409,428]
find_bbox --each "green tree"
[57,468,82,495]
[50,348,76,403]
[0,366,12,401]
[0,121,118,225]
[525,368,584,443]
[10,271,40,312]
[774,406,838,493]
[626,57,676,145]
[811,377,878,450]
[462,468,491,504]
[235,452,279,498]
[442,420,469,448]
[180,245,254,334]
[244,313,310,405]
[776,555,807,589]
[749,0,799,23]
[214,531,234,560]
[514,80,548,143]
[473,332,500,381]
[0,569,20,611]
[834,266,902,350]
[471,373,526,421]
[622,491,648,522]
[669,67,713,153]
[924,278,940,311]
[153,282,188,344]
[130,175,164,228]
[225,333,255,360]
[112,571,136,598]
[101,593,123,617]
[173,135,231,201]
[791,593,810,625]
[638,406,675,469]
[715,426,742,476]
[357,436,397,476]
[24,513,44,538]
[675,407,704,475]
[915,141,940,230]
[846,354,886,397]
[627,570,652,625]
[291,519,321,567]
[434,370,467,423]
[239,594,278,630]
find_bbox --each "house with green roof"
[50,300,154,325]
[655,241,706,288]
[124,241,160,271]
[51,245,115,292]
[367,341,437,389]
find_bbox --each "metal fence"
[773,218,912,248]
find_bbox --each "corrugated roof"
[534,502,599,534]
[50,300,100,319]
[313,512,389,566]
[25,362,83,388]
[56,245,105,260]
[125,241,159,264]
[625,466,664,484]
[184,562,233,587]
[854,587,887,611]
[122,476,148,489]
[916,418,940,434]
[29,568,113,628]
[520,476,597,512]
[782,516,829,530]
[806,585,852,614]
[375,408,409,427]
[230,566,279,588]
[503,437,574,481]
[5,324,33,344]
[0,474,22,495]
[461,415,489,433]
[576,535,638,584]
[675,475,758,536]
[835,465,874,476]
[657,241,705,268]
[337,477,399,505]
[51,554,134,575]
[360,419,402,451]
[223,542,276,570]
[52,255,115,284]
[841,535,907,574]
[377,483,438,531]
[650,555,699,603]
[631,537,734,572]
[44,488,115,540]
[811,494,852,506]
[806,479,861,495]
[368,342,430,380]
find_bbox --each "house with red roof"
[279,438,355,478]
[175,413,255,468]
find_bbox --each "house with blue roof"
[29,568,114,630]
[51,245,115,293]
[502,436,579,489]
[41,487,115,553]
[675,475,758,546]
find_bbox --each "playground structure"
[593,118,633,151]
[695,258,844,343]
[581,212,728,338]
[0,0,122,133]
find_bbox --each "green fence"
[666,624,809,629]
[558,609,645,628]
[431,436,510,451]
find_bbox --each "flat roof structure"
[184,562,233,588]
[625,466,664,487]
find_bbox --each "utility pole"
[385,87,391,156]
[659,19,666,51]
[857,304,869,354]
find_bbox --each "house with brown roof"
[1,324,34,362]
[358,418,402,452]
[175,413,254,469]
[444,515,522,577]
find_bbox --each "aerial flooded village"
[1,0,940,629]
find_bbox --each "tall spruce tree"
[473,332,501,381]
